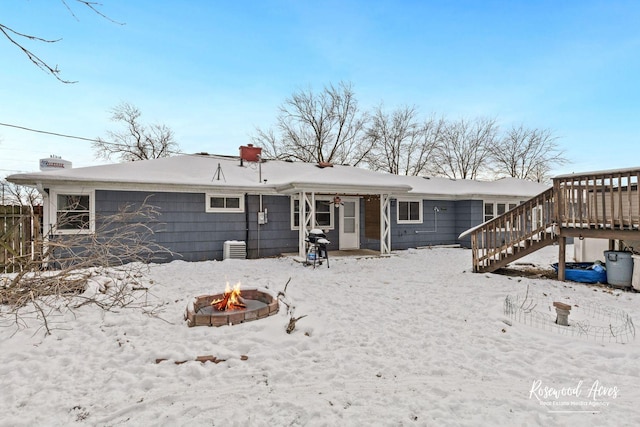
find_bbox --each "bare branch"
[0,196,173,333]
[252,81,370,165]
[93,102,179,162]
[0,24,74,84]
[489,124,568,183]
[0,0,123,83]
[433,117,497,179]
[364,104,442,176]
[63,1,125,25]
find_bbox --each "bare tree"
[0,1,122,83]
[404,115,445,176]
[433,117,498,179]
[365,105,419,174]
[1,180,42,206]
[490,124,567,183]
[93,102,179,162]
[252,81,371,166]
[365,105,444,176]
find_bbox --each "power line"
[0,121,102,143]
[0,121,183,155]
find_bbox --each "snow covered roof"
[6,154,549,199]
[399,175,549,199]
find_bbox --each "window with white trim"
[484,201,519,222]
[291,197,334,230]
[397,200,423,224]
[51,190,95,234]
[206,194,244,213]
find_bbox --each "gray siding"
[97,190,247,262]
[90,190,488,263]
[454,200,483,248]
[95,191,330,262]
[245,195,339,258]
[246,195,298,258]
[391,200,459,250]
[360,198,484,251]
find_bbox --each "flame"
[211,282,246,311]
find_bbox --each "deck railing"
[554,168,640,232]
[469,187,556,272]
[468,167,640,274]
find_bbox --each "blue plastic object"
[552,262,607,284]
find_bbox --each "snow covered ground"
[1,245,639,426]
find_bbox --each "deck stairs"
[463,188,557,273]
[465,168,640,274]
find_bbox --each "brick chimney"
[239,144,262,163]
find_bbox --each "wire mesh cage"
[504,292,635,344]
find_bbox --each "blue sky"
[1,0,639,177]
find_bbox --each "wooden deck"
[466,167,640,279]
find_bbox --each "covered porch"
[275,180,411,259]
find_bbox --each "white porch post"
[380,193,391,255]
[298,191,315,257]
[298,191,306,258]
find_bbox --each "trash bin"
[604,251,633,289]
[632,254,640,291]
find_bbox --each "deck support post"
[558,236,566,281]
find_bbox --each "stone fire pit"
[185,288,279,327]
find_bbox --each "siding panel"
[96,190,250,262]
[455,200,483,248]
[391,200,458,250]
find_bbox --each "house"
[6,146,549,263]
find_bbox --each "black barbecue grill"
[305,229,330,268]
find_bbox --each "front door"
[339,197,360,250]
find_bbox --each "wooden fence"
[0,205,43,273]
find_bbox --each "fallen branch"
[155,355,249,365]
[277,277,293,312]
[30,290,51,336]
[286,315,307,334]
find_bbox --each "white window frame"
[290,196,335,230]
[50,189,95,235]
[483,200,520,222]
[396,199,423,224]
[206,193,245,213]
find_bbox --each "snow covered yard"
[1,246,639,426]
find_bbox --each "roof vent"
[239,144,262,162]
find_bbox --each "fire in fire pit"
[185,285,279,327]
[211,282,246,311]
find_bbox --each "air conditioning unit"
[223,240,246,260]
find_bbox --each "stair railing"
[466,187,556,272]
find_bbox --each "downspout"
[244,193,249,258]
[258,194,262,258]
